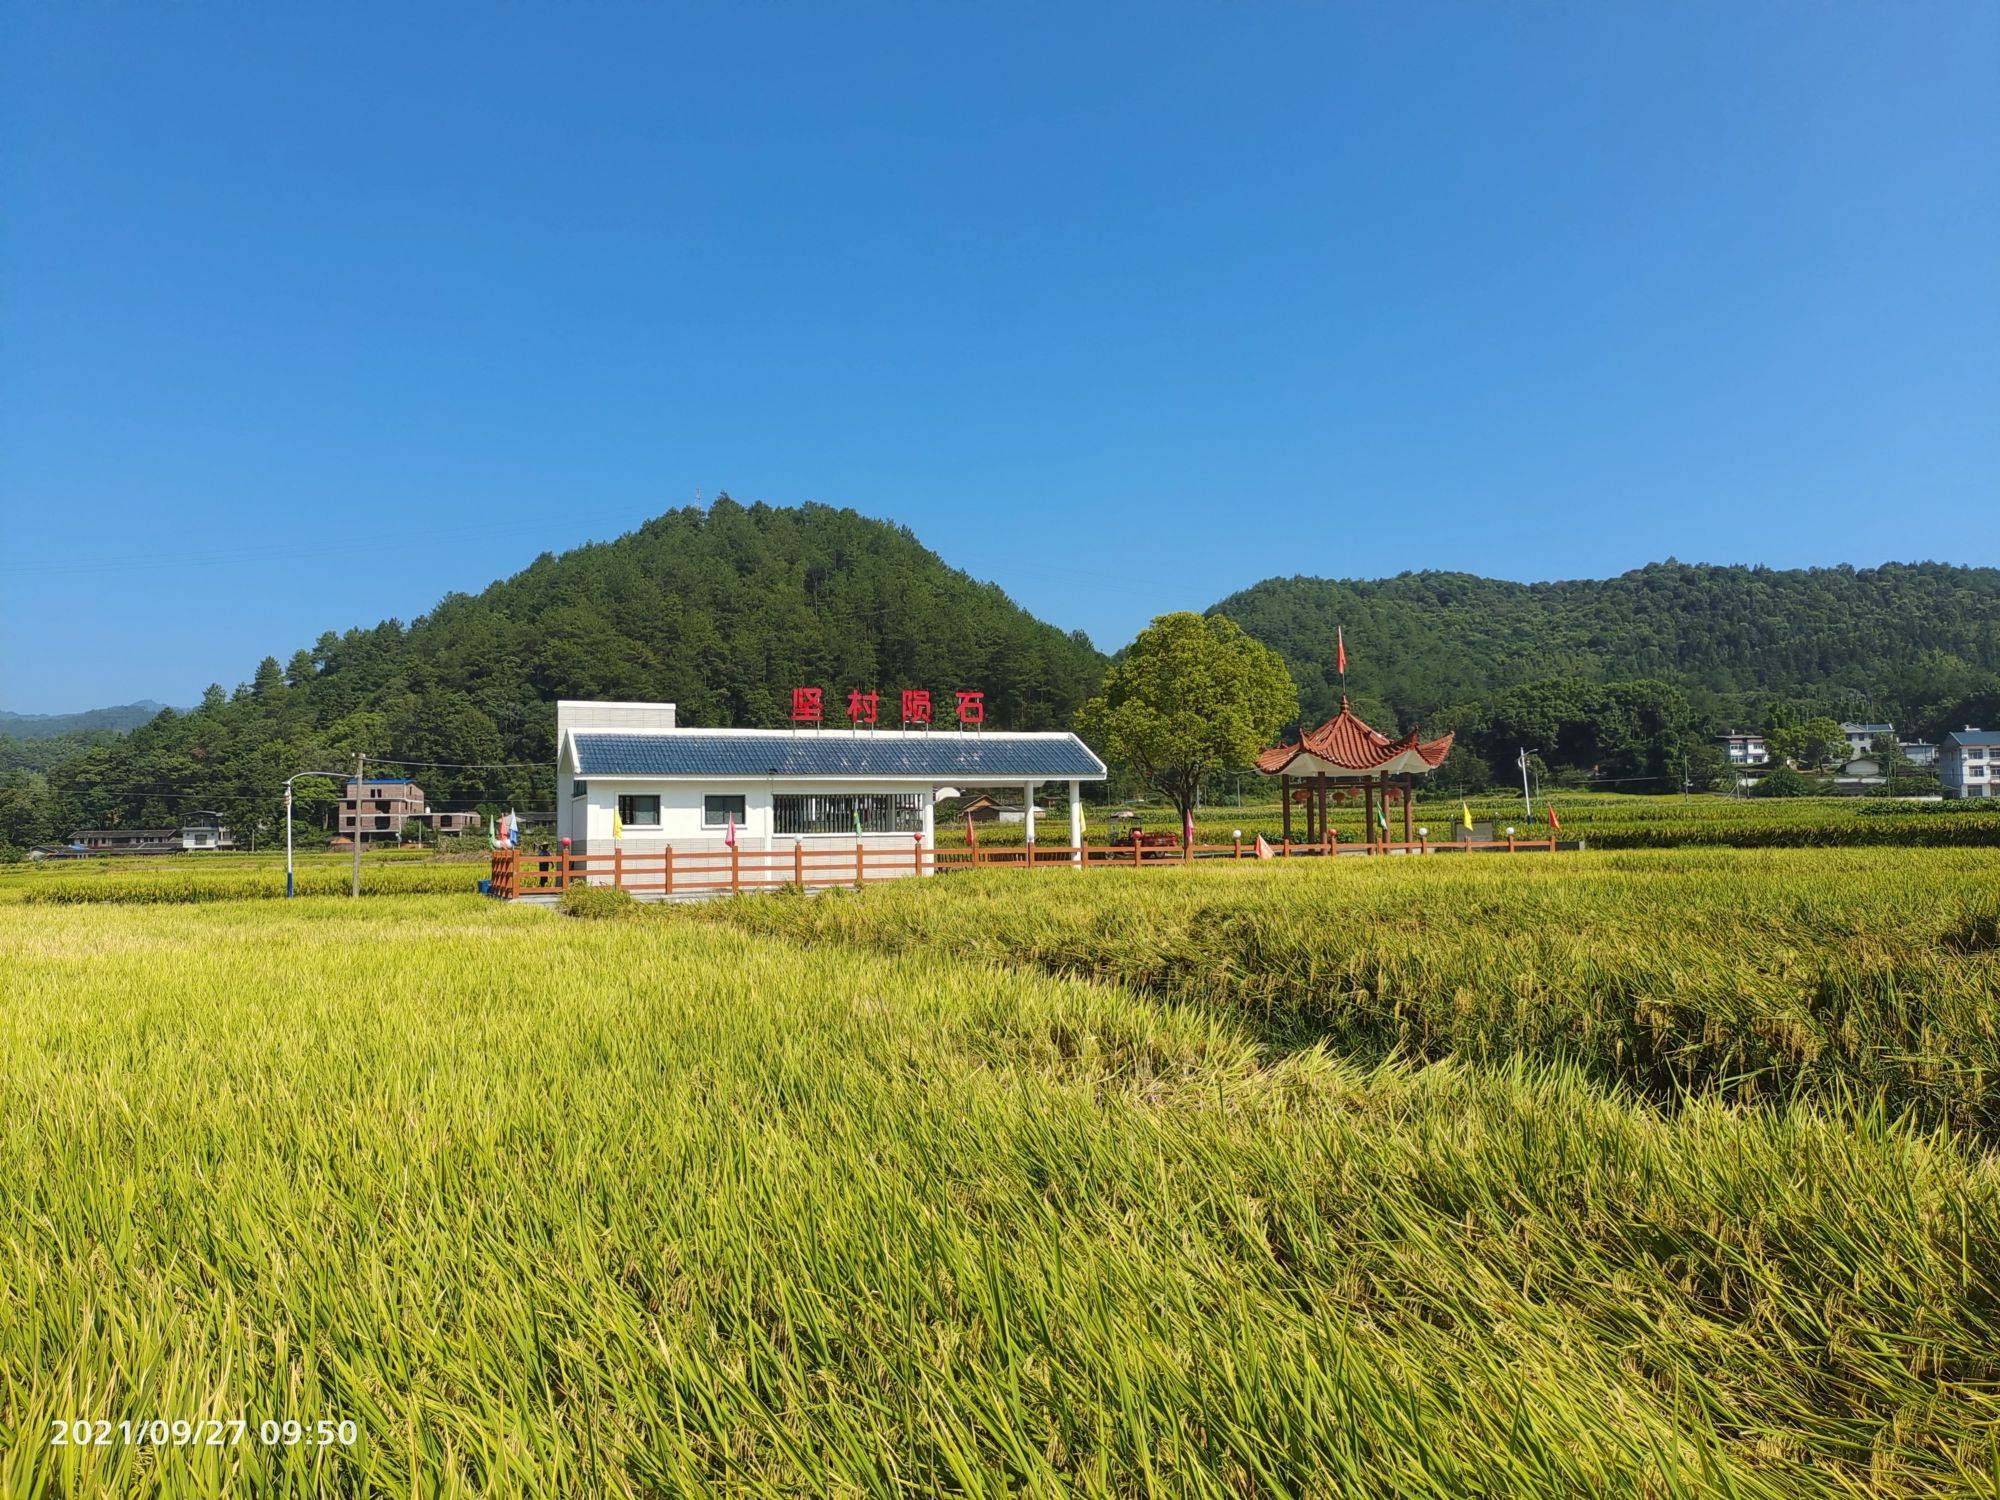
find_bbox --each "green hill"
[8,500,1105,844]
[0,701,168,738]
[1209,562,2000,733]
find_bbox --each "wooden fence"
[490,832,1566,900]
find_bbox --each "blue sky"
[2,2,1995,712]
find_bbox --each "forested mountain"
[1211,562,2000,735]
[2,500,1104,846]
[0,701,167,738]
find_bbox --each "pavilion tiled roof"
[1255,700,1454,776]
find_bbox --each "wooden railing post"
[1233,833,1242,859]
[855,841,866,889]
[560,846,571,891]
[1132,836,1143,869]
[731,843,741,894]
[914,832,923,879]
[794,840,805,886]
[613,845,623,891]
[1507,832,1516,853]
[663,845,674,896]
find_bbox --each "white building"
[1841,722,1894,758]
[1940,729,2000,798]
[1899,740,1938,768]
[1716,732,1769,766]
[553,700,1106,864]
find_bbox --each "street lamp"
[284,770,353,898]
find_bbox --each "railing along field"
[490,831,1567,899]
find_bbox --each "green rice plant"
[8,860,487,904]
[697,847,2000,1132]
[2,895,1996,1495]
[945,791,2000,851]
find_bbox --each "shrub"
[557,884,641,919]
[1748,767,1816,798]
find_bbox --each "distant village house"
[338,777,482,843]
[1941,730,2000,799]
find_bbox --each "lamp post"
[284,769,353,898]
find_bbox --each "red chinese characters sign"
[787,687,985,728]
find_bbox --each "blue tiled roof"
[1944,730,2000,746]
[571,730,1106,780]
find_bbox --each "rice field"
[0,853,488,905]
[4,851,1998,1495]
[943,790,2000,851]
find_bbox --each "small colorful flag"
[724,812,736,848]
[1183,807,1196,847]
[1376,803,1388,832]
[1253,833,1273,859]
[1336,626,1347,677]
[1547,803,1561,833]
[1461,800,1474,831]
[612,807,624,841]
[853,805,864,837]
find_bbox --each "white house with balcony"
[1841,722,1894,758]
[552,700,1106,863]
[1715,732,1769,766]
[1940,729,2000,798]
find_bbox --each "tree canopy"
[1211,561,2000,734]
[1076,613,1298,821]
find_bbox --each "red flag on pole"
[1547,803,1561,832]
[1336,627,1347,676]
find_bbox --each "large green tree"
[1076,613,1297,825]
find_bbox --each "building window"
[617,794,661,828]
[703,794,747,829]
[773,792,924,836]
[572,781,588,797]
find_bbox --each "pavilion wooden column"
[1317,773,1329,849]
[1363,777,1374,854]
[1402,772,1414,847]
[1281,773,1292,847]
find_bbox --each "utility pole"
[1517,747,1534,819]
[351,751,365,898]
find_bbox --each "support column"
[1282,773,1292,846]
[1068,779,1083,866]
[1317,773,1329,849]
[1023,780,1038,859]
[1403,773,1414,848]
[1364,777,1375,854]
[921,787,936,875]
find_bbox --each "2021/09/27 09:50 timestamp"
[50,1418,358,1448]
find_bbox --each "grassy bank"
[697,848,2000,1132]
[3,895,1997,1494]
